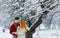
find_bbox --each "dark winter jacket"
[10,23,19,38]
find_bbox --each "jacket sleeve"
[10,25,16,36]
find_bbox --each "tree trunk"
[25,11,49,38]
[25,30,35,38]
[25,15,42,38]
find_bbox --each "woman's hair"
[20,20,27,30]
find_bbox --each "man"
[10,17,20,38]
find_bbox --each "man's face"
[14,20,19,23]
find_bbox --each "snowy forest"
[0,0,60,38]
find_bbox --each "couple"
[10,17,28,38]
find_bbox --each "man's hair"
[14,17,19,20]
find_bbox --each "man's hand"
[12,32,18,35]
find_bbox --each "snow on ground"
[33,29,60,38]
[0,26,12,38]
[0,32,12,38]
[1,26,60,38]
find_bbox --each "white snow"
[0,32,12,38]
[33,29,60,38]
[0,0,60,38]
[40,24,46,29]
[0,27,12,38]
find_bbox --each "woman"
[17,20,28,38]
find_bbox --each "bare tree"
[25,11,49,38]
